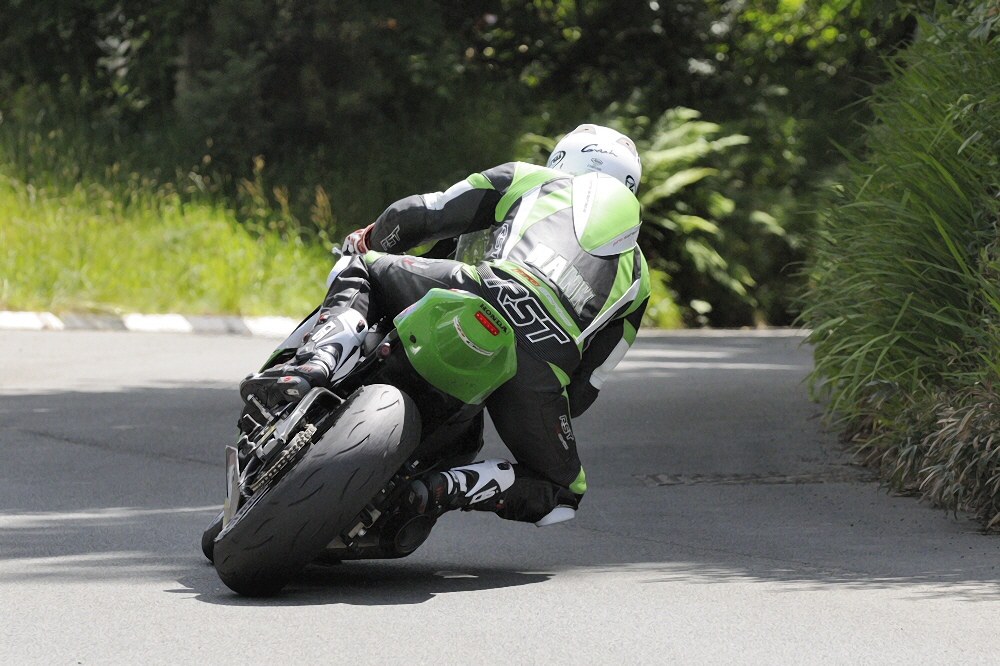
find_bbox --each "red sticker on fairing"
[475,311,499,336]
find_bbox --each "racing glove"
[342,223,374,255]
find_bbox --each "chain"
[248,424,317,495]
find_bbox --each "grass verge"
[0,167,331,317]
[800,13,1000,527]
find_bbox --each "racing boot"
[240,309,368,409]
[407,460,515,515]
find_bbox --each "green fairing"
[394,289,517,405]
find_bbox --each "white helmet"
[546,124,641,194]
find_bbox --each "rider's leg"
[408,459,516,514]
[241,253,483,408]
[239,307,368,407]
[239,255,376,407]
[408,349,585,525]
[485,358,585,525]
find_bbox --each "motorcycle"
[201,252,517,597]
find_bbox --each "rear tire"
[201,510,223,563]
[212,384,420,596]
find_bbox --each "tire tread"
[212,385,419,596]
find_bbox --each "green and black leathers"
[316,162,650,522]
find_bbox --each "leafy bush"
[518,107,757,328]
[630,108,754,327]
[801,9,1000,526]
[2,1,923,327]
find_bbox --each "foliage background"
[10,0,1000,525]
[801,4,1000,527]
[1,0,914,324]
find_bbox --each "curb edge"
[0,311,299,338]
[0,310,808,339]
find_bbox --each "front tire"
[212,384,420,596]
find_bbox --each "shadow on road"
[2,383,999,603]
[172,561,553,606]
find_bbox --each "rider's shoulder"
[570,172,642,256]
[479,161,563,189]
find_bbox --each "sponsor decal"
[475,311,499,336]
[625,174,637,193]
[559,414,575,441]
[524,243,595,315]
[582,143,619,156]
[491,222,510,257]
[548,150,566,168]
[483,274,571,345]
[478,303,510,335]
[380,225,401,250]
[453,316,493,356]
[512,266,540,287]
[400,256,433,269]
[608,227,640,249]
[470,487,498,504]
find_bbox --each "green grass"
[0,100,685,327]
[0,93,521,318]
[0,167,332,317]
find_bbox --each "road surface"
[1,329,998,664]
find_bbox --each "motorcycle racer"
[241,124,650,526]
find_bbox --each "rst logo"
[490,223,510,257]
[483,275,570,345]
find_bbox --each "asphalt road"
[1,329,998,664]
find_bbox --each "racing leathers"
[313,161,649,523]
